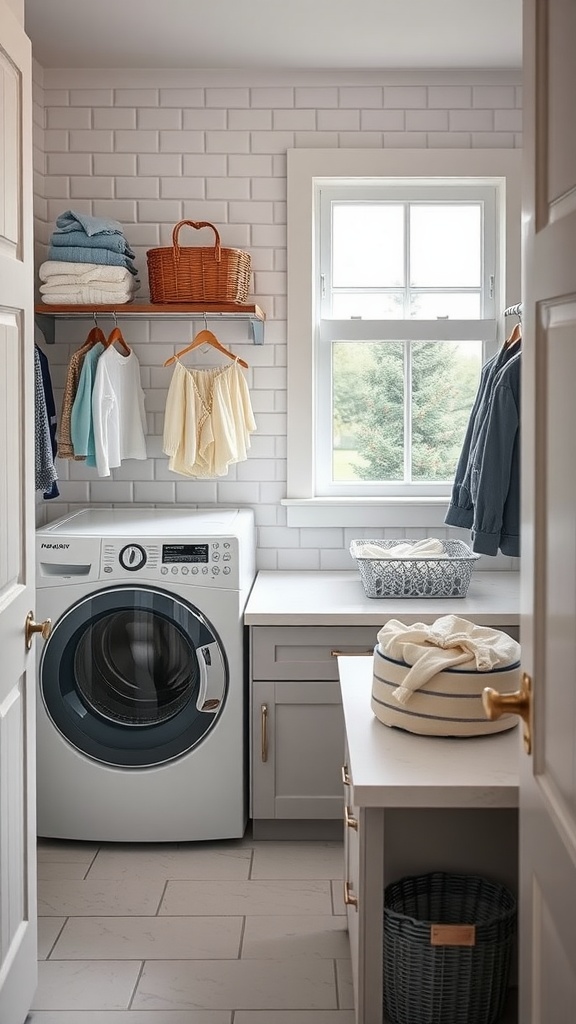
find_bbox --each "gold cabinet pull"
[261,703,268,763]
[341,763,351,786]
[25,611,52,651]
[344,806,358,831]
[331,649,373,657]
[344,881,358,909]
[482,672,532,754]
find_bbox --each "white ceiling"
[24,0,522,71]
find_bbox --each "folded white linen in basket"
[39,261,136,284]
[41,288,136,304]
[361,538,445,559]
[377,614,520,704]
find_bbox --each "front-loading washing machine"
[35,507,255,842]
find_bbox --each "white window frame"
[285,148,522,528]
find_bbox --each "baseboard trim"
[251,819,343,841]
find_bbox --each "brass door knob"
[25,611,52,650]
[482,672,532,754]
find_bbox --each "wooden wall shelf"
[34,302,266,345]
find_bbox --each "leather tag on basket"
[430,924,476,946]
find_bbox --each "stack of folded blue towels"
[39,210,140,304]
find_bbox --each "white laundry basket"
[371,645,521,737]
[350,539,480,599]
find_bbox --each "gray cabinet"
[340,658,519,1024]
[248,610,519,840]
[250,625,379,838]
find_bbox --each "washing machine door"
[39,585,228,767]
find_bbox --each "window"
[317,182,495,497]
[286,149,522,527]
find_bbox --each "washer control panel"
[102,537,239,587]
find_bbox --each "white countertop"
[245,570,520,626]
[339,656,520,809]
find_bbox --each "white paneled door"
[0,3,37,1023]
[520,0,576,1020]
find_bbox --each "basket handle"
[171,220,222,263]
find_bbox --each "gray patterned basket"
[349,539,480,599]
[383,872,517,1024]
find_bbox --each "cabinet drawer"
[251,626,379,681]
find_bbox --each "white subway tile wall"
[33,68,522,571]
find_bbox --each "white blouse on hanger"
[162,358,256,478]
[92,346,147,477]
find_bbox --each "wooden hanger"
[105,326,131,355]
[163,327,248,369]
[80,325,106,349]
[504,321,522,349]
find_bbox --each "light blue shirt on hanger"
[70,341,104,467]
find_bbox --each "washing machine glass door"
[39,585,228,767]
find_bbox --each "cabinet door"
[252,679,345,819]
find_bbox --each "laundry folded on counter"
[361,538,445,559]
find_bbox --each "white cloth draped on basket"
[360,538,445,559]
[376,615,520,705]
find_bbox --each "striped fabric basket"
[371,645,521,737]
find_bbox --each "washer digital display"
[162,543,209,564]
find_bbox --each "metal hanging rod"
[34,304,265,346]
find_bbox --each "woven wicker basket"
[384,872,517,1024]
[146,220,252,303]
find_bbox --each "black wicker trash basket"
[383,872,517,1024]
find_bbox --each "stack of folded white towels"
[39,210,139,305]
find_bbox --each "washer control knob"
[161,566,168,575]
[119,544,147,571]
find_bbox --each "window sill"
[282,497,453,529]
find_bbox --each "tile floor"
[28,834,355,1024]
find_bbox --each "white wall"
[33,67,522,570]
